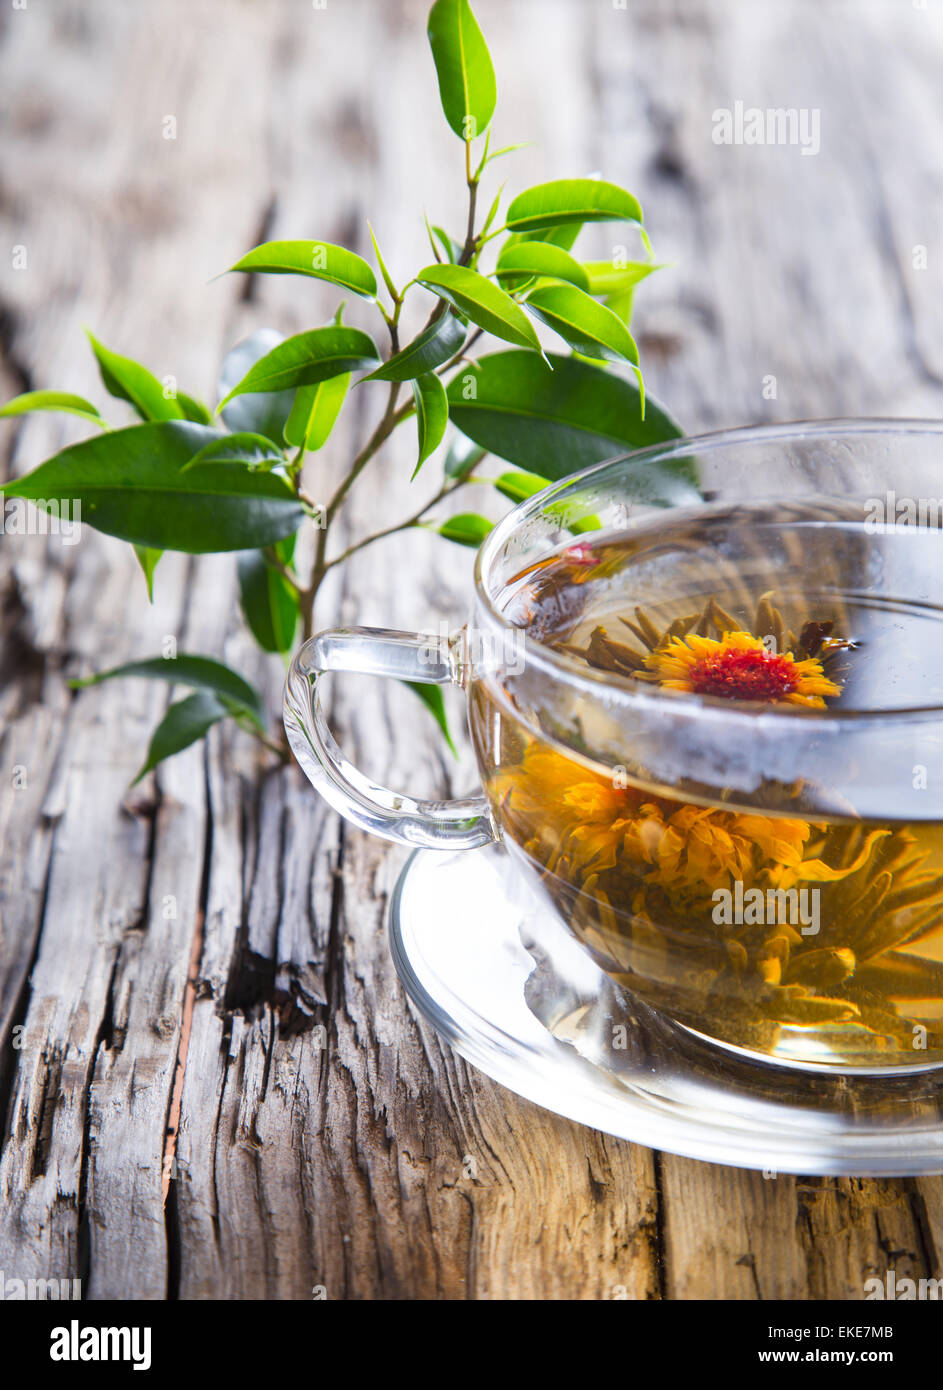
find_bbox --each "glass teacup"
[285,421,943,1074]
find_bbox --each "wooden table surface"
[1,0,942,1301]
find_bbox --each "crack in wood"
[0,302,34,397]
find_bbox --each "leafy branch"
[0,0,684,782]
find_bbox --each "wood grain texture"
[0,0,941,1300]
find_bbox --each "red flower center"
[562,544,598,567]
[688,647,798,701]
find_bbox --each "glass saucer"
[389,843,943,1176]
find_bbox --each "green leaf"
[495,241,590,291]
[183,431,288,470]
[446,351,689,483]
[605,288,635,326]
[424,213,444,263]
[0,390,106,429]
[404,681,458,758]
[228,239,377,299]
[132,692,230,785]
[493,468,551,504]
[510,224,583,253]
[443,432,487,479]
[2,421,304,552]
[218,327,380,408]
[432,225,462,264]
[493,468,603,531]
[540,501,603,537]
[218,331,296,446]
[484,141,530,165]
[856,952,943,998]
[416,265,543,352]
[473,126,492,175]
[582,259,662,295]
[506,179,643,234]
[133,545,162,602]
[86,333,185,423]
[70,652,266,727]
[363,312,465,382]
[410,372,449,479]
[175,391,214,425]
[437,512,493,547]
[427,0,496,141]
[237,538,299,654]
[368,223,399,302]
[284,374,349,452]
[480,186,503,238]
[524,285,641,373]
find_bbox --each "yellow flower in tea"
[495,582,943,1054]
[495,747,873,908]
[496,747,638,875]
[640,802,886,901]
[641,804,805,897]
[646,630,841,708]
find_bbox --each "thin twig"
[437,326,484,375]
[324,474,478,571]
[262,546,303,593]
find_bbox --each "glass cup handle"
[283,626,496,850]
